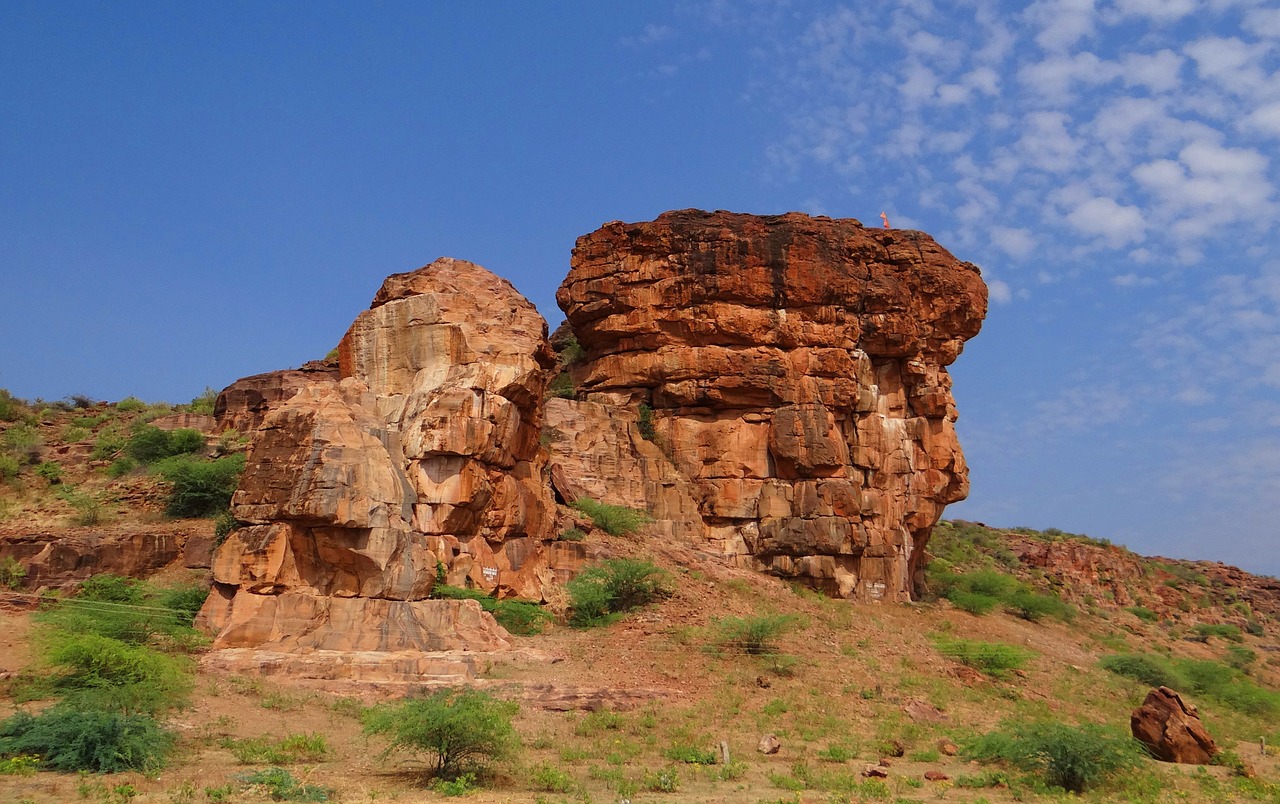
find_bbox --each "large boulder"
[200,258,562,651]
[554,210,986,600]
[1131,686,1219,764]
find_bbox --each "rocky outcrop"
[0,523,210,589]
[1131,686,1218,764]
[200,258,563,652]
[554,210,986,600]
[214,360,340,435]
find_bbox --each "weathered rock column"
[555,210,987,600]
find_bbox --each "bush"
[1195,623,1244,642]
[155,454,244,517]
[964,721,1145,793]
[935,638,1034,679]
[530,762,576,792]
[1,423,41,462]
[44,631,194,714]
[0,556,25,589]
[127,425,205,464]
[106,456,137,477]
[1005,589,1073,622]
[158,584,210,628]
[567,558,670,627]
[0,454,19,481]
[34,461,62,484]
[1100,654,1186,689]
[664,744,717,764]
[430,585,551,636]
[362,689,518,781]
[713,613,800,655]
[0,389,24,422]
[186,388,218,415]
[1126,606,1160,623]
[570,498,652,536]
[115,397,147,412]
[637,403,657,441]
[0,707,172,773]
[91,426,128,460]
[239,767,331,802]
[559,527,586,542]
[225,733,329,764]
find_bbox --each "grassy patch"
[567,558,670,627]
[934,637,1035,679]
[569,498,652,536]
[964,720,1145,793]
[224,733,329,764]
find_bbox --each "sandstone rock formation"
[203,209,988,659]
[553,210,987,600]
[201,258,566,652]
[1131,686,1219,764]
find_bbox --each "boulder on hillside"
[1131,686,1218,764]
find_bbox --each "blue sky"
[2,2,1277,574]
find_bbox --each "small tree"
[362,689,518,781]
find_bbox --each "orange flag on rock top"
[880,212,891,228]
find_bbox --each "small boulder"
[1131,686,1218,764]
[862,765,889,778]
[758,733,782,755]
[938,739,959,756]
[924,770,951,782]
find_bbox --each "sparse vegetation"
[713,613,801,655]
[0,707,173,773]
[569,497,652,536]
[964,721,1145,793]
[934,637,1034,678]
[224,733,329,764]
[430,584,551,635]
[154,453,245,517]
[566,557,670,627]
[239,767,331,802]
[0,556,25,589]
[362,689,518,782]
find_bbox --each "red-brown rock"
[214,360,340,435]
[555,210,987,600]
[1131,686,1219,764]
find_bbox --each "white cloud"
[990,226,1037,259]
[1065,196,1147,246]
[1113,0,1197,23]
[1026,0,1098,51]
[1113,273,1156,287]
[1119,49,1184,93]
[1184,36,1273,97]
[1018,51,1120,100]
[987,278,1013,303]
[1017,111,1082,173]
[1241,102,1280,137]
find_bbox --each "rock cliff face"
[554,211,987,600]
[202,258,562,651]
[203,210,988,654]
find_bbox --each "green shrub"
[529,762,576,792]
[62,425,91,443]
[430,585,551,636]
[155,454,244,517]
[934,638,1034,679]
[80,573,144,604]
[0,707,172,773]
[127,425,204,464]
[664,744,717,764]
[548,371,575,399]
[115,397,147,412]
[44,632,194,714]
[1225,645,1257,670]
[1100,654,1186,689]
[239,767,331,802]
[58,485,106,526]
[964,721,1145,793]
[106,456,137,477]
[569,498,652,536]
[92,426,128,460]
[567,558,670,627]
[186,388,218,415]
[431,772,476,797]
[1195,623,1244,642]
[158,584,210,628]
[1005,589,1073,622]
[0,556,25,589]
[713,613,800,655]
[214,509,242,546]
[947,589,1000,615]
[362,688,518,781]
[642,767,680,792]
[0,754,39,775]
[559,527,586,542]
[1,423,41,461]
[225,733,328,764]
[1126,605,1160,622]
[0,454,19,481]
[637,403,657,442]
[34,461,62,484]
[0,390,24,422]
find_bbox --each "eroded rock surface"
[1131,686,1219,764]
[554,210,987,600]
[201,258,562,651]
